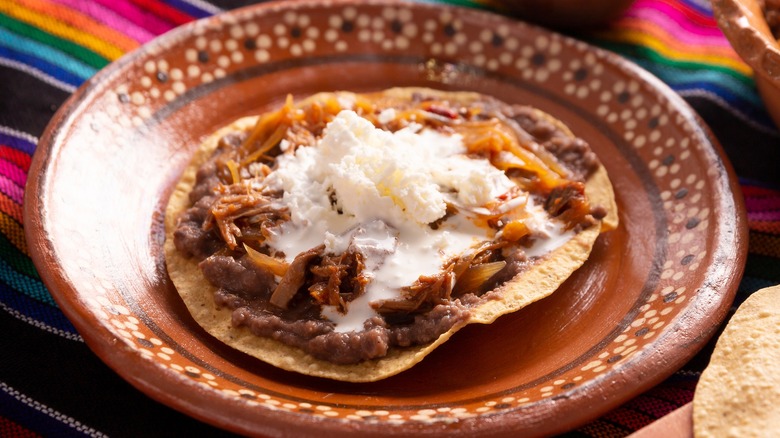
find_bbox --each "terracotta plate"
[24,1,747,436]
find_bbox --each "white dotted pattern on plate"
[92,2,713,424]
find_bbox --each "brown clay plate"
[24,0,747,436]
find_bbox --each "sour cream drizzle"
[263,110,571,332]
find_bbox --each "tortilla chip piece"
[693,285,780,436]
[164,89,618,382]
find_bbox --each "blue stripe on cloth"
[0,381,87,436]
[680,0,713,16]
[0,256,56,307]
[0,46,84,88]
[739,177,780,190]
[160,0,214,19]
[0,283,78,336]
[648,63,762,106]
[0,131,36,156]
[0,56,77,93]
[0,27,96,80]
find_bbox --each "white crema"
[262,110,569,332]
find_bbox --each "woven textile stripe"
[0,1,206,435]
[0,415,42,438]
[1,0,779,436]
[10,0,139,52]
[0,191,23,224]
[589,0,776,130]
[0,131,36,155]
[0,12,106,69]
[1,0,126,60]
[0,25,99,79]
[50,0,157,43]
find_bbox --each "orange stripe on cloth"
[618,16,745,63]
[749,221,780,235]
[14,0,141,51]
[0,211,28,255]
[0,0,130,60]
[0,191,23,223]
[597,20,751,77]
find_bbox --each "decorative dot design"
[93,0,724,427]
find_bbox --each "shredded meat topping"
[172,90,605,363]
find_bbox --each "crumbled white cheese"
[377,108,396,124]
[266,110,514,229]
[262,109,569,332]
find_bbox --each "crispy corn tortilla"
[164,89,618,382]
[692,285,780,437]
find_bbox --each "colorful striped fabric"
[1,0,779,436]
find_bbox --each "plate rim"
[23,0,748,435]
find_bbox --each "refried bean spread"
[171,89,606,365]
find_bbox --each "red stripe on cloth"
[90,0,174,35]
[577,419,633,437]
[129,0,194,27]
[0,145,32,172]
[632,0,717,28]
[639,386,695,409]
[741,184,780,198]
[599,406,657,432]
[749,221,780,234]
[0,416,41,438]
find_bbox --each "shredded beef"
[172,93,605,364]
[270,246,322,309]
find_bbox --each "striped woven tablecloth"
[2,0,779,436]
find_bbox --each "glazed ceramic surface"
[25,1,747,436]
[714,0,780,128]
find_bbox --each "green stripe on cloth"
[0,12,108,70]
[0,256,54,307]
[0,232,39,279]
[590,39,754,87]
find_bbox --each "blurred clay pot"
[492,0,635,29]
[713,0,780,128]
